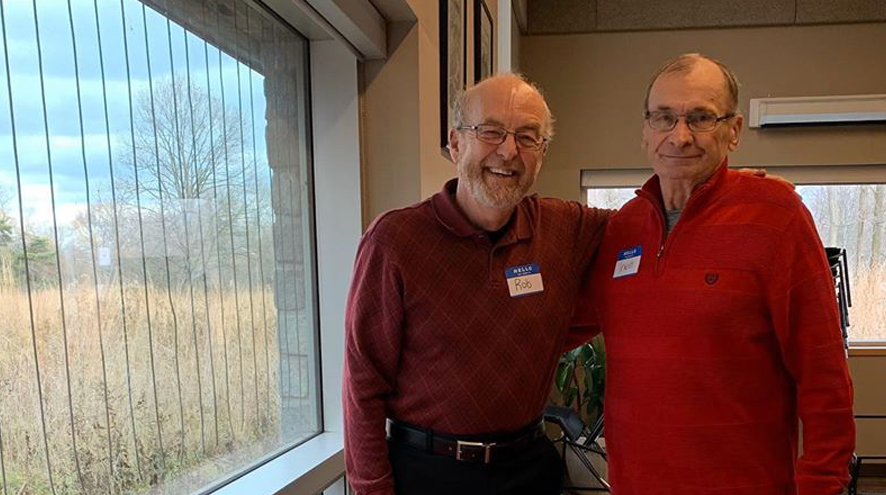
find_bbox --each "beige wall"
[850,354,886,458]
[362,21,422,227]
[521,22,886,201]
[510,1,521,70]
[361,0,498,226]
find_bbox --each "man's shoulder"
[701,169,814,236]
[535,195,580,208]
[606,195,647,221]
[364,198,434,243]
[535,195,615,224]
[725,169,805,212]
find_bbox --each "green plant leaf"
[578,343,593,365]
[554,361,574,392]
[566,345,582,361]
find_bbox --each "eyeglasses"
[457,124,548,151]
[644,110,735,133]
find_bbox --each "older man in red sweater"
[343,74,609,494]
[575,54,855,494]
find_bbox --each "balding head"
[452,73,555,140]
[643,53,740,115]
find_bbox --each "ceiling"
[525,0,886,34]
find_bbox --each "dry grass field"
[0,275,285,494]
[848,263,886,342]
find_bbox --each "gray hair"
[452,72,556,139]
[643,53,740,114]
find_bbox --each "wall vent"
[748,94,886,128]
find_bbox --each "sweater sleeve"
[565,273,602,352]
[342,230,404,495]
[563,206,611,352]
[768,206,855,495]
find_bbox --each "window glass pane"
[586,184,886,344]
[796,184,886,344]
[586,187,635,211]
[0,0,319,493]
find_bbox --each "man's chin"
[475,187,525,210]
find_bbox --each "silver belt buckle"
[456,440,495,463]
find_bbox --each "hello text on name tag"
[613,246,642,279]
[505,263,544,298]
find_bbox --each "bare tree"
[871,185,885,268]
[0,193,13,285]
[825,187,841,247]
[120,77,246,203]
[855,185,870,267]
[0,185,13,247]
[105,77,272,288]
[0,211,12,247]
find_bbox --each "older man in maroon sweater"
[343,74,609,494]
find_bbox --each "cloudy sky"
[0,0,269,230]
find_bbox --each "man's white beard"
[462,160,529,210]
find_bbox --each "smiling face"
[449,77,549,215]
[641,61,743,187]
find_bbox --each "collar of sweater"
[637,158,732,217]
[430,178,536,244]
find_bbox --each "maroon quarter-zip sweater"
[343,179,609,494]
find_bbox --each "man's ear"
[448,128,461,162]
[728,114,744,152]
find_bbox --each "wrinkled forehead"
[648,65,730,113]
[466,82,548,129]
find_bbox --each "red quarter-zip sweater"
[575,163,855,495]
[343,179,609,494]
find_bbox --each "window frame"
[204,0,386,491]
[204,32,361,495]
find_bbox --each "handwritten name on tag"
[613,246,642,279]
[505,263,544,298]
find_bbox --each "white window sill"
[210,432,345,495]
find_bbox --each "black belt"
[387,418,546,464]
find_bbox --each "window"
[795,184,886,344]
[585,183,886,344]
[586,187,635,213]
[0,0,319,493]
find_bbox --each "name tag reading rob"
[505,263,544,298]
[613,246,642,279]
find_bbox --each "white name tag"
[613,246,642,279]
[505,263,544,297]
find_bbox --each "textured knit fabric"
[343,179,609,495]
[574,163,855,495]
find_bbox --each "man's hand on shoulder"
[737,167,796,190]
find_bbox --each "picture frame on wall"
[474,0,493,83]
[440,0,467,156]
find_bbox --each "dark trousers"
[388,436,564,495]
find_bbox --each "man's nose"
[496,133,519,160]
[667,118,694,147]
